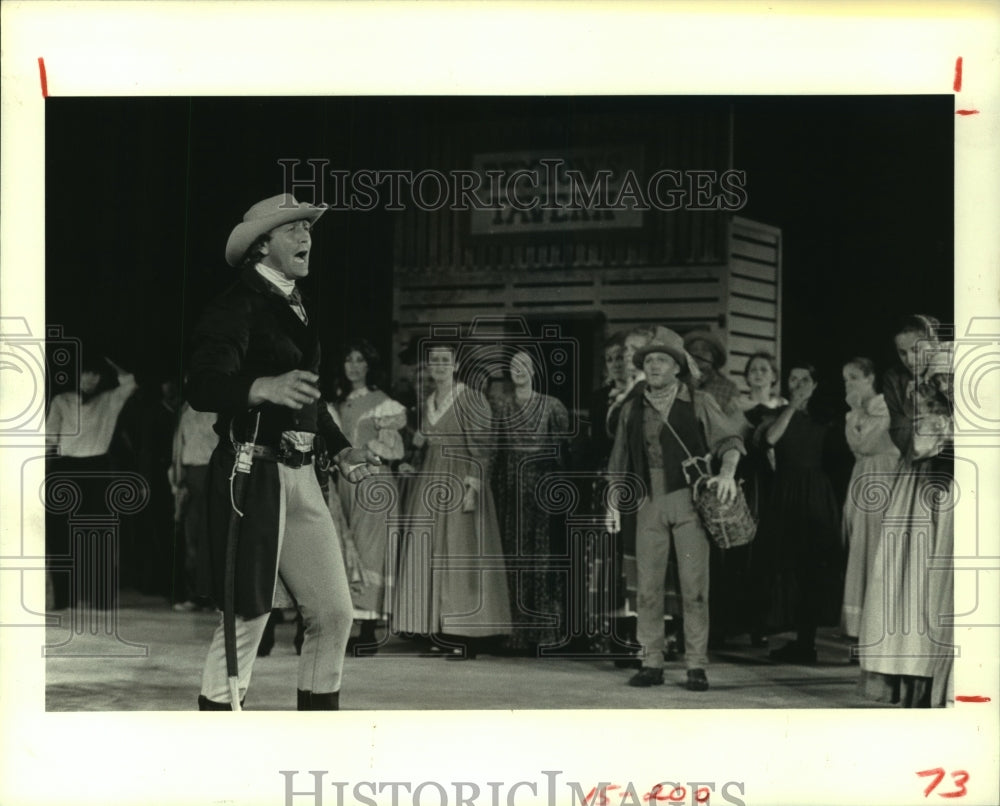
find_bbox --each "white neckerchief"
[426,382,464,426]
[643,382,680,422]
[255,262,296,296]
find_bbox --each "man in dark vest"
[607,326,744,691]
[188,193,379,711]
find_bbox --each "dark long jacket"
[187,266,351,618]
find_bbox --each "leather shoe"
[297,689,340,711]
[686,668,709,692]
[627,667,664,687]
[197,694,244,711]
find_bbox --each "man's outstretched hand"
[336,447,382,483]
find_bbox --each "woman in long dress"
[393,343,511,658]
[760,361,842,663]
[737,352,786,646]
[330,339,406,653]
[839,357,899,640]
[858,315,954,707]
[492,350,571,653]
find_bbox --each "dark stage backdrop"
[45,96,953,412]
[732,95,953,413]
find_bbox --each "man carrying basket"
[607,326,746,692]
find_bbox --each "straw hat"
[632,326,700,380]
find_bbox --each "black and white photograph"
[39,92,958,712]
[2,3,998,806]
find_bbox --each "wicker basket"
[691,477,757,550]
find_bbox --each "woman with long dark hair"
[328,338,406,653]
[857,315,954,707]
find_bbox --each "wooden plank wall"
[395,265,726,333]
[393,264,729,403]
[387,106,788,396]
[391,216,783,394]
[392,107,731,275]
[724,216,783,389]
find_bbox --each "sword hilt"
[234,442,255,474]
[228,410,262,516]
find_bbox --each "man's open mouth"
[294,250,308,262]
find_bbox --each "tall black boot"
[297,689,340,711]
[198,694,245,711]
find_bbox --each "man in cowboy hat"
[607,326,744,691]
[188,193,379,711]
[683,328,742,418]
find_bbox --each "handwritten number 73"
[917,768,969,798]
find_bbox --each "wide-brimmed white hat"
[225,193,326,267]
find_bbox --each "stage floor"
[45,592,887,711]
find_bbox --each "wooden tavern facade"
[388,99,782,409]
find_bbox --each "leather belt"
[232,443,314,468]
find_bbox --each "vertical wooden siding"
[724,216,783,388]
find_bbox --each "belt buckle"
[277,438,301,468]
[288,448,309,468]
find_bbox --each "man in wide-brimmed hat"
[607,326,744,692]
[188,193,379,711]
[683,328,741,418]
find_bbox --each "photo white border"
[2,2,998,805]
